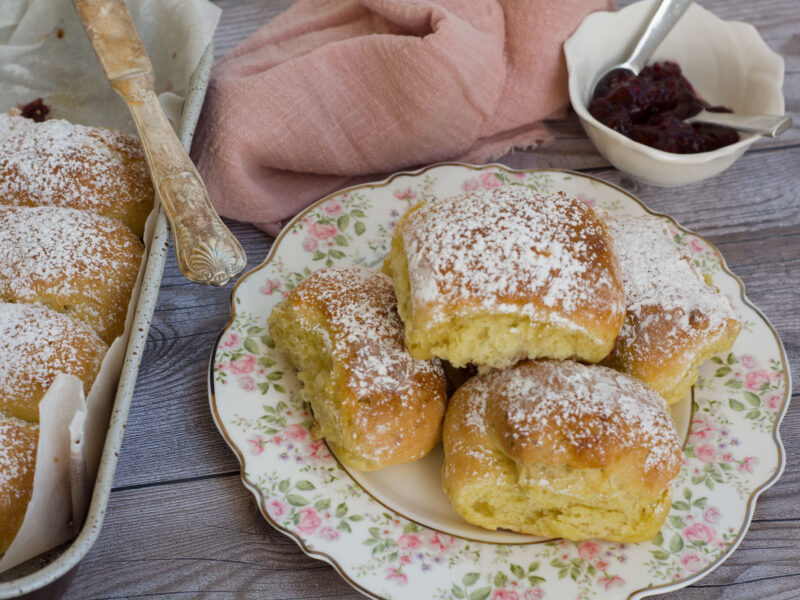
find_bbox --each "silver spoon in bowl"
[685,110,792,137]
[592,0,693,95]
[591,0,792,139]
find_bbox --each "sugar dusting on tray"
[0,114,152,215]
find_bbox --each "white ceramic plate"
[209,164,790,600]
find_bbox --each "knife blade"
[73,0,152,84]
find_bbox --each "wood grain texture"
[61,0,800,598]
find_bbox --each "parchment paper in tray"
[0,0,220,133]
[0,0,220,574]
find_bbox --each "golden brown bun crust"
[0,206,143,344]
[383,187,625,368]
[443,360,683,541]
[0,115,153,237]
[269,266,447,471]
[603,217,741,404]
[0,416,38,554]
[0,303,108,422]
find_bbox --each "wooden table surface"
[61,0,799,598]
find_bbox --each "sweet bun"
[382,187,625,368]
[0,115,154,237]
[0,113,30,141]
[603,216,741,404]
[0,206,144,344]
[0,416,38,554]
[268,266,447,471]
[442,360,683,542]
[0,303,108,423]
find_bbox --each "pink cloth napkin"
[192,0,613,235]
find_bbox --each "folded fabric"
[192,0,613,235]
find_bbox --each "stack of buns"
[269,184,740,542]
[0,114,152,555]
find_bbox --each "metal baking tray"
[0,42,214,600]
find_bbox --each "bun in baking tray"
[0,115,153,238]
[0,416,38,555]
[0,206,144,345]
[0,302,107,423]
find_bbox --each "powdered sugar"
[465,361,681,475]
[400,186,622,325]
[295,266,441,400]
[0,417,37,502]
[0,114,151,218]
[607,216,736,364]
[0,303,106,403]
[0,112,30,142]
[291,266,443,461]
[0,206,142,339]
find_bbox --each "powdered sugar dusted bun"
[382,186,625,368]
[443,360,683,542]
[603,216,741,405]
[0,206,144,344]
[0,303,108,423]
[268,266,446,471]
[0,415,38,554]
[0,115,153,237]
[0,112,30,141]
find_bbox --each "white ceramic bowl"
[565,0,785,186]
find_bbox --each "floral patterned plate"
[209,164,790,600]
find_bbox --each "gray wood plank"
[212,0,293,62]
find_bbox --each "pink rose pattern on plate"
[212,167,789,600]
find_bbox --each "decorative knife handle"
[114,74,247,286]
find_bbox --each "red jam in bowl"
[588,61,740,154]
